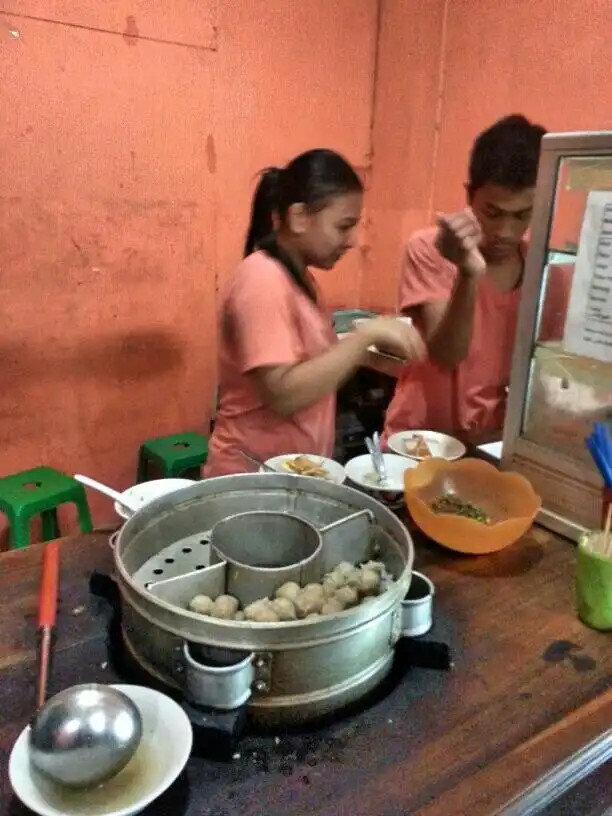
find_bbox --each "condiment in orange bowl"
[403,457,541,554]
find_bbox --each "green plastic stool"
[0,466,93,550]
[137,432,208,481]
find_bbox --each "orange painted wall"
[1,0,612,535]
[0,0,377,531]
[362,0,612,311]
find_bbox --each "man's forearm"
[427,273,479,369]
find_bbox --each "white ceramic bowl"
[261,454,346,485]
[9,684,193,816]
[344,453,417,494]
[387,430,466,462]
[114,479,196,520]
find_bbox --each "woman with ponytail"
[204,148,425,476]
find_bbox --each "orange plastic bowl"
[403,457,541,554]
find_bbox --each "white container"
[401,571,434,637]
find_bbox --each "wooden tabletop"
[0,528,610,815]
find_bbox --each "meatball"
[244,600,280,623]
[270,597,297,621]
[357,568,380,596]
[211,594,240,619]
[322,573,344,597]
[294,591,324,618]
[275,582,301,602]
[333,561,355,578]
[334,585,359,609]
[361,560,386,573]
[344,567,362,588]
[320,598,344,615]
[188,594,214,616]
[303,583,325,597]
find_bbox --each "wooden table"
[0,529,610,815]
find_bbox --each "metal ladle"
[73,474,139,517]
[27,541,143,788]
[237,449,276,473]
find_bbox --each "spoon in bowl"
[73,474,139,517]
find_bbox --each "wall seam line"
[426,0,450,222]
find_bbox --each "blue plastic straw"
[594,421,612,462]
[586,433,612,488]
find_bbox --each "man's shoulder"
[398,225,456,307]
[405,226,439,254]
[403,226,455,278]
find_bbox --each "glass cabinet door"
[521,156,612,465]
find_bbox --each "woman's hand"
[435,208,486,277]
[357,317,427,361]
[250,317,425,419]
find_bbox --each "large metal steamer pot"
[113,473,415,726]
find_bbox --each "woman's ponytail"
[243,167,282,257]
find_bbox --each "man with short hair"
[383,114,569,442]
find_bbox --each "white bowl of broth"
[344,453,418,501]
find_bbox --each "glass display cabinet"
[502,131,612,541]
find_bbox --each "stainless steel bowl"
[29,684,143,788]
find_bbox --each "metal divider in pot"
[209,511,323,607]
[317,510,376,572]
[147,562,227,607]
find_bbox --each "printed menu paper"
[563,190,612,363]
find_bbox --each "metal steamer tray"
[113,474,415,727]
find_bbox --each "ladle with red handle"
[36,540,59,711]
[29,539,144,788]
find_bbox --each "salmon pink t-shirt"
[383,228,571,440]
[203,251,337,476]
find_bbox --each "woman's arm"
[252,319,424,418]
[227,255,424,418]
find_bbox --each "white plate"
[345,453,418,493]
[9,684,192,816]
[262,454,346,485]
[114,479,196,520]
[387,430,466,462]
